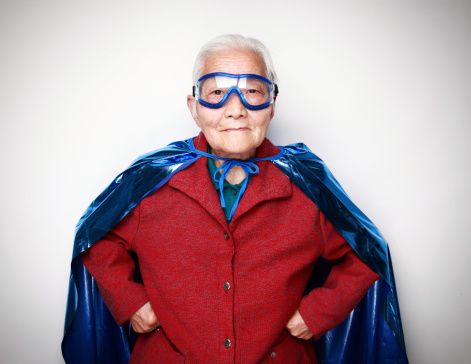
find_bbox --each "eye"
[214,90,222,95]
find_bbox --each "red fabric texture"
[82,133,379,363]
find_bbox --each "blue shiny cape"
[62,138,408,363]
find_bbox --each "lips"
[221,127,250,132]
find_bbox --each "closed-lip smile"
[222,127,250,132]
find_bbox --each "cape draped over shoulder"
[62,137,408,364]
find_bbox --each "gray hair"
[192,34,278,85]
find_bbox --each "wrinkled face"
[187,49,274,160]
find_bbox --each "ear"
[187,95,201,128]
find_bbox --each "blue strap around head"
[188,138,284,220]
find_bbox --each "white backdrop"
[1,1,470,363]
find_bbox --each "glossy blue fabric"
[62,138,407,363]
[274,144,407,363]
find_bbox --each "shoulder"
[275,142,330,179]
[279,142,322,161]
[128,139,195,168]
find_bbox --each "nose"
[223,92,247,119]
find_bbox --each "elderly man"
[62,35,407,363]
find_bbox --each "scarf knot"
[214,159,259,220]
[188,138,284,221]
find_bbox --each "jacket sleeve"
[298,210,380,340]
[81,204,150,327]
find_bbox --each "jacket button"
[224,232,229,239]
[224,339,231,348]
[223,282,230,290]
[271,352,276,358]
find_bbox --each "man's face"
[187,49,274,160]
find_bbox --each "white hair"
[192,34,278,85]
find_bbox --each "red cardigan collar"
[168,132,292,225]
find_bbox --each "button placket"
[219,228,235,361]
[222,232,232,291]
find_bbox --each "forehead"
[201,49,266,78]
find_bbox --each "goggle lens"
[195,73,277,110]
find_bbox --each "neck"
[210,146,257,161]
[212,158,247,184]
[210,147,256,185]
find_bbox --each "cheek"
[253,113,272,132]
[197,108,223,130]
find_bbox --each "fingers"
[293,330,313,340]
[286,309,313,340]
[145,318,161,334]
[132,321,161,333]
[286,325,313,340]
[129,301,161,333]
[131,318,161,333]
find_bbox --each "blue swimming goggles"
[193,73,279,110]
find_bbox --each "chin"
[213,144,257,159]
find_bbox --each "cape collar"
[168,133,292,224]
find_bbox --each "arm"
[81,205,153,328]
[287,211,380,340]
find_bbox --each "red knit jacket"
[82,133,379,364]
